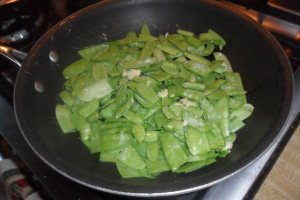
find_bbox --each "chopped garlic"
[158,89,168,98]
[179,98,197,107]
[122,69,141,80]
[144,58,153,64]
[190,77,196,83]
[183,120,188,127]
[225,142,233,150]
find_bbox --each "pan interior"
[14,0,293,196]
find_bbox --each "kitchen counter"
[254,125,300,200]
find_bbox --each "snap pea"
[181,89,205,101]
[114,82,128,104]
[139,41,157,60]
[214,97,230,138]
[79,44,110,60]
[89,123,102,153]
[132,124,146,143]
[63,59,90,79]
[185,53,211,66]
[187,151,216,162]
[230,103,254,121]
[214,52,232,72]
[177,29,194,37]
[100,151,118,163]
[168,35,188,51]
[162,105,177,119]
[199,29,226,49]
[99,121,130,130]
[115,98,133,119]
[77,79,112,102]
[101,132,132,152]
[100,102,117,118]
[144,131,159,142]
[204,79,226,96]
[186,45,206,56]
[146,159,170,175]
[183,60,211,76]
[153,49,167,61]
[79,122,92,141]
[92,63,108,81]
[118,145,146,170]
[207,89,227,100]
[206,126,225,150]
[185,126,211,155]
[117,31,138,45]
[77,99,99,118]
[71,71,92,96]
[200,99,218,123]
[116,159,151,178]
[223,72,246,96]
[123,110,143,124]
[153,110,168,128]
[169,103,185,118]
[164,120,184,131]
[129,82,159,104]
[56,24,253,179]
[170,128,185,142]
[175,56,187,63]
[182,107,204,127]
[70,111,86,130]
[118,57,158,69]
[229,95,246,109]
[229,118,245,133]
[185,36,203,48]
[156,44,181,56]
[55,105,75,133]
[139,24,157,42]
[160,133,188,171]
[132,139,148,159]
[177,157,216,173]
[182,82,206,91]
[147,142,159,161]
[203,43,215,56]
[59,90,75,106]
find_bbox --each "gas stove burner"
[0,0,47,45]
[0,29,29,43]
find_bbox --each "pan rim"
[13,0,294,197]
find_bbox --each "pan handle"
[0,45,28,68]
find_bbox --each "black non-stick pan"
[10,0,293,197]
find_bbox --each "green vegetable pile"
[55,24,254,178]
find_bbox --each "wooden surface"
[254,125,300,200]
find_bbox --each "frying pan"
[6,0,294,197]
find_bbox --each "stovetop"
[0,0,300,199]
